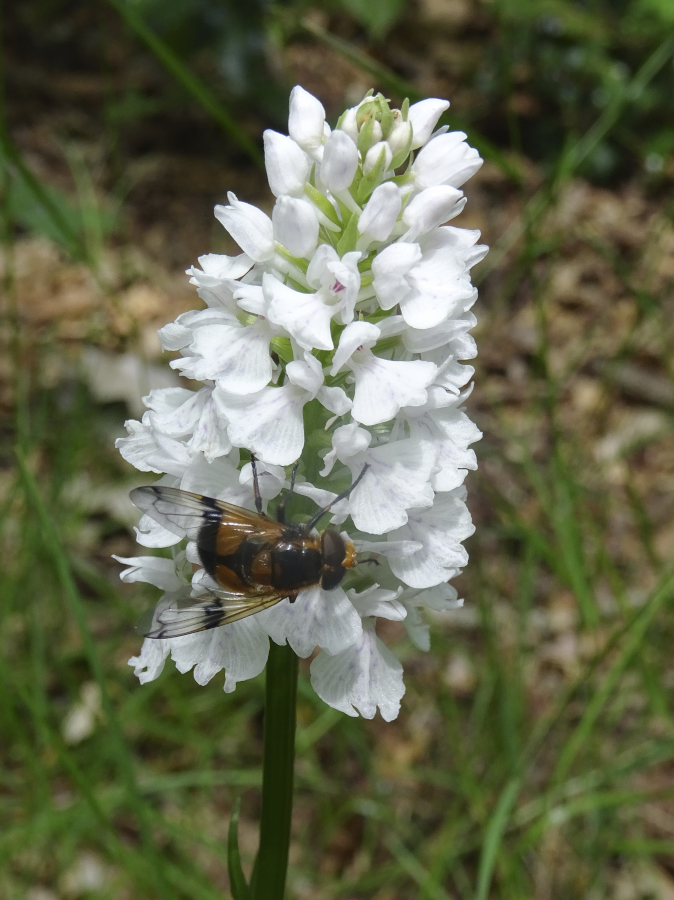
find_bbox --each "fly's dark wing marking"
[130,486,287,544]
[139,586,286,639]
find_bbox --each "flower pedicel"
[116,87,486,721]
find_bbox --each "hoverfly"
[129,457,369,639]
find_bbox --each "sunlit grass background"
[2,0,674,897]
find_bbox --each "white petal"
[316,385,352,416]
[265,274,334,352]
[172,321,273,394]
[402,185,465,241]
[388,118,413,155]
[214,193,274,262]
[180,453,252,508]
[399,228,481,329]
[113,555,183,592]
[408,99,450,149]
[263,130,309,197]
[353,539,423,558]
[128,637,170,684]
[239,460,286,500]
[272,196,319,258]
[328,422,372,460]
[288,86,326,155]
[412,132,483,190]
[347,437,435,534]
[134,513,182,548]
[347,584,406,620]
[349,354,437,426]
[327,251,362,324]
[214,384,307,466]
[363,141,392,176]
[144,387,206,436]
[331,321,380,375]
[286,352,324,394]
[186,393,232,462]
[306,243,339,289]
[371,242,422,310]
[258,585,362,657]
[339,107,359,143]
[320,130,359,193]
[167,616,270,692]
[402,312,477,353]
[401,604,430,650]
[116,419,192,477]
[388,489,475,588]
[358,182,401,242]
[188,252,254,281]
[310,620,404,721]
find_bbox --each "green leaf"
[228,798,252,900]
[270,337,293,364]
[336,210,360,256]
[357,111,375,158]
[356,146,387,204]
[340,0,407,39]
[304,182,341,226]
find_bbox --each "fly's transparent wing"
[130,486,286,543]
[138,585,285,639]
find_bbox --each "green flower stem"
[251,641,299,900]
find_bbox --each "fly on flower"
[129,458,369,639]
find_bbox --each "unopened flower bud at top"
[272,196,319,259]
[387,114,413,156]
[363,140,393,176]
[408,98,450,149]
[288,85,327,156]
[263,130,310,197]
[320,129,359,193]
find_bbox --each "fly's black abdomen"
[271,542,322,591]
[197,519,222,581]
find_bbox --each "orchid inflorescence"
[115,86,486,721]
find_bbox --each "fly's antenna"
[306,464,370,531]
[250,454,264,516]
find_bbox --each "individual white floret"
[214,353,350,466]
[411,132,483,190]
[407,98,450,149]
[331,320,437,426]
[320,129,359,193]
[258,584,362,658]
[310,619,405,721]
[288,85,327,157]
[357,182,401,244]
[272,196,319,258]
[215,192,274,262]
[387,488,475,588]
[263,130,310,197]
[321,423,435,534]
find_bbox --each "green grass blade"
[105,0,263,168]
[15,449,179,900]
[552,569,674,785]
[474,777,521,900]
[228,797,252,900]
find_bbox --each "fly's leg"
[250,454,264,516]
[306,464,370,530]
[276,460,300,524]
